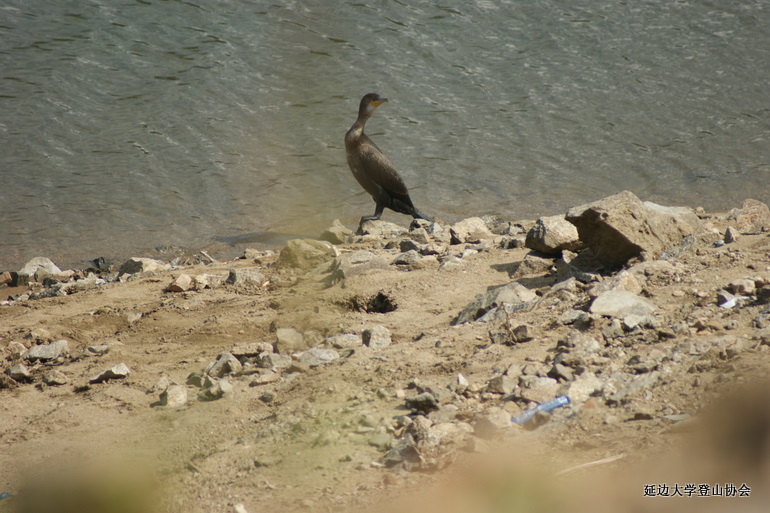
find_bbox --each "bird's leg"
[356,203,384,234]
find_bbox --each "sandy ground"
[1,203,770,513]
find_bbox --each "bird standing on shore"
[344,93,433,228]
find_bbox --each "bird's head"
[358,93,388,119]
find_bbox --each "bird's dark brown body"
[344,93,432,225]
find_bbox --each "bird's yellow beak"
[372,98,389,107]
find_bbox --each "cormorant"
[345,93,433,227]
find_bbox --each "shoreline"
[2,191,770,512]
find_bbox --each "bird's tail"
[413,209,434,223]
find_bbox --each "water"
[2,0,769,270]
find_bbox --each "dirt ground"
[1,204,770,513]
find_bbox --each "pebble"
[24,339,69,362]
[89,363,131,384]
[226,268,265,286]
[160,385,188,407]
[206,352,243,377]
[8,363,32,382]
[43,370,68,386]
[166,274,193,292]
[327,333,362,349]
[405,392,439,414]
[298,347,340,366]
[590,290,658,318]
[363,325,392,349]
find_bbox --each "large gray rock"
[226,268,265,286]
[299,347,340,366]
[525,215,584,255]
[277,239,337,270]
[206,352,243,377]
[358,220,408,238]
[329,250,390,282]
[590,290,658,318]
[566,191,702,267]
[453,282,537,325]
[89,363,131,383]
[18,257,62,281]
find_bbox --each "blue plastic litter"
[512,396,570,424]
[0,492,16,500]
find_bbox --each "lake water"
[2,0,769,270]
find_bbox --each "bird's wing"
[358,140,410,197]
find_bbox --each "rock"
[525,215,584,255]
[565,191,702,267]
[729,279,755,295]
[117,257,170,276]
[231,342,274,357]
[547,363,574,382]
[7,363,32,382]
[89,363,131,383]
[732,198,770,234]
[724,226,740,243]
[486,374,516,395]
[226,268,265,286]
[590,290,658,318]
[18,257,62,282]
[0,271,12,286]
[518,376,560,403]
[319,219,356,244]
[587,271,643,299]
[199,377,233,400]
[275,328,306,354]
[0,375,18,389]
[453,282,537,325]
[43,370,68,386]
[512,252,554,277]
[607,371,660,403]
[192,273,226,290]
[405,392,440,414]
[186,371,205,387]
[472,407,512,439]
[450,217,494,244]
[330,251,390,282]
[206,352,243,377]
[250,371,281,386]
[393,250,421,266]
[565,373,603,403]
[160,385,188,407]
[258,352,292,369]
[511,324,536,342]
[363,325,392,349]
[233,504,250,513]
[166,274,193,292]
[299,347,340,366]
[358,220,408,238]
[277,239,337,270]
[327,333,363,349]
[24,339,69,362]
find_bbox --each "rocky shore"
[2,191,770,513]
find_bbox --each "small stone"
[186,371,205,387]
[299,347,340,366]
[89,362,131,383]
[250,371,281,386]
[199,377,233,400]
[18,257,62,282]
[547,363,574,382]
[231,342,274,357]
[117,257,170,276]
[405,392,439,414]
[275,328,306,354]
[277,239,337,270]
[8,363,32,382]
[473,407,512,439]
[525,215,584,255]
[226,268,265,286]
[450,217,494,244]
[733,198,770,234]
[319,219,356,245]
[327,333,362,349]
[233,504,250,513]
[166,274,193,292]
[330,250,390,282]
[258,352,292,369]
[24,339,69,362]
[358,220,408,238]
[160,385,188,407]
[486,374,516,395]
[206,352,243,377]
[511,324,536,342]
[590,290,658,318]
[729,279,755,295]
[7,341,27,357]
[363,325,391,349]
[368,434,392,451]
[43,370,68,386]
[724,226,740,243]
